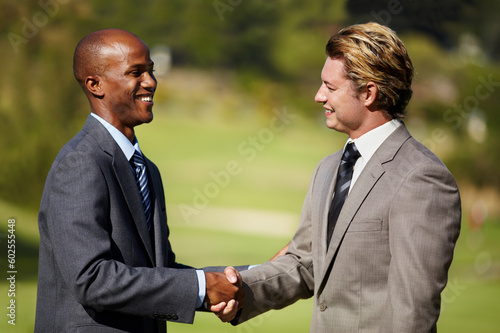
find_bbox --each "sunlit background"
[1,1,499,332]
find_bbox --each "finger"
[224,266,238,284]
[209,301,226,313]
[218,300,239,322]
[222,299,235,315]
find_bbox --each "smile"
[139,96,152,102]
[136,95,153,103]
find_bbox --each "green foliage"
[346,0,500,56]
[0,0,499,206]
[403,34,500,189]
[0,0,344,207]
[0,2,87,207]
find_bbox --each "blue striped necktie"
[131,150,152,230]
[327,142,361,248]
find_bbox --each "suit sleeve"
[232,164,319,324]
[40,148,199,323]
[381,163,461,332]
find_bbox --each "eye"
[130,70,142,77]
[327,83,340,92]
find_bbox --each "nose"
[142,71,157,91]
[314,85,327,103]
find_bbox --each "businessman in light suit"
[35,29,243,332]
[229,22,461,332]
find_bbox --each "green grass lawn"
[1,109,499,332]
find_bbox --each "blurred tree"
[346,0,465,47]
[345,0,499,59]
[0,1,87,207]
[0,0,498,207]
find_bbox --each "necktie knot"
[342,142,361,164]
[131,151,146,168]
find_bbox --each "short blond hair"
[326,22,413,119]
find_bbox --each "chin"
[325,120,337,130]
[326,121,345,134]
[144,111,154,123]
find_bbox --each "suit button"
[319,303,327,312]
[165,314,178,321]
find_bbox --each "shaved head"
[73,29,143,91]
[71,28,156,140]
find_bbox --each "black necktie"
[131,151,152,230]
[326,142,361,248]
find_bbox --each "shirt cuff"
[196,269,206,309]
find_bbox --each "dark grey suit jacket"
[36,115,202,332]
[234,124,461,332]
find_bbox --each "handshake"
[203,243,289,322]
[205,267,244,322]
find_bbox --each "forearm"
[74,261,198,316]
[234,252,314,324]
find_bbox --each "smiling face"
[314,57,368,138]
[76,29,157,141]
[98,35,156,139]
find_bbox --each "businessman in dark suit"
[35,28,242,332]
[229,22,461,332]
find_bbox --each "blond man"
[229,22,461,332]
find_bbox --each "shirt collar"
[347,119,402,161]
[90,113,141,161]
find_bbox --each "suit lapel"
[83,116,155,265]
[318,124,412,289]
[112,154,155,264]
[146,157,168,267]
[316,152,342,271]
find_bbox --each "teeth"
[138,96,152,102]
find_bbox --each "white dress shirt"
[347,119,402,192]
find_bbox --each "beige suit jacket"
[235,124,461,332]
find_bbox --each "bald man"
[35,29,243,333]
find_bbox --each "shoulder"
[377,124,450,175]
[388,136,458,193]
[397,136,449,173]
[52,129,101,168]
[46,123,115,187]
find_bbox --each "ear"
[363,81,378,108]
[85,75,104,98]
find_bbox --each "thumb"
[224,266,239,284]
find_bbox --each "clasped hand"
[205,267,243,322]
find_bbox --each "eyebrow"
[126,61,155,72]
